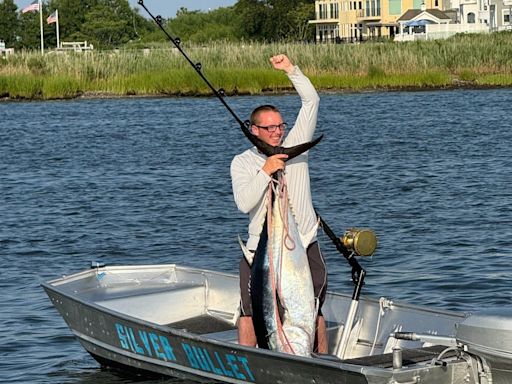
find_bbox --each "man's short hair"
[250,105,280,125]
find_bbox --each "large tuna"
[240,175,317,356]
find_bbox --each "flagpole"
[56,10,60,49]
[39,0,44,54]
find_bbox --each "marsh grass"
[2,33,512,100]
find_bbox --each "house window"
[389,0,401,15]
[434,0,439,6]
[330,3,339,18]
[467,12,475,23]
[504,9,511,24]
[365,0,381,16]
[318,4,327,19]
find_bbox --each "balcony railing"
[356,9,381,19]
[315,13,340,20]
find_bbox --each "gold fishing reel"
[341,228,378,256]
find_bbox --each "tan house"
[310,0,446,41]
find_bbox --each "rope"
[267,175,297,354]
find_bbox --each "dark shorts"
[239,241,327,317]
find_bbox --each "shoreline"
[3,36,512,102]
[1,80,508,102]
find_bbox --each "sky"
[15,1,238,18]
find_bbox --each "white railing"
[426,23,489,40]
[58,41,94,52]
[395,23,489,41]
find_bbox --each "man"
[230,54,328,353]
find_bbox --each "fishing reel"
[341,228,378,257]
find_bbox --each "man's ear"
[251,125,259,136]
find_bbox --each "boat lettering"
[114,323,254,381]
[181,342,255,381]
[115,323,177,361]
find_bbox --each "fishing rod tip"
[137,0,143,5]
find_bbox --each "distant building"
[0,40,14,57]
[309,0,512,42]
[309,0,446,42]
[487,0,512,30]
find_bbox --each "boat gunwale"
[42,263,469,319]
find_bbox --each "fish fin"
[238,235,254,266]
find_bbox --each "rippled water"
[1,89,511,383]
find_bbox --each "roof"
[397,8,452,22]
[366,22,399,27]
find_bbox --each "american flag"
[47,11,57,24]
[22,0,39,13]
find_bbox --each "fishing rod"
[138,2,373,275]
[137,0,322,161]
[317,212,375,359]
[316,212,366,286]
[138,2,379,358]
[138,1,378,268]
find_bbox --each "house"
[309,0,511,42]
[309,0,446,42]
[395,7,453,40]
[487,0,512,30]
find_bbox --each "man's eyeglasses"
[253,123,287,133]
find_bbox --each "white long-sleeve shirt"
[230,66,320,251]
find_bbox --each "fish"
[240,176,317,356]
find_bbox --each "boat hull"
[42,264,510,384]
[44,287,366,383]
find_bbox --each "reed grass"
[1,33,512,100]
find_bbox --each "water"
[1,89,511,383]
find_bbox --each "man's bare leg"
[238,316,257,347]
[315,315,328,354]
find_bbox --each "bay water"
[1,88,511,383]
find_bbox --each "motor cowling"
[455,308,512,384]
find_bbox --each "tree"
[81,0,136,48]
[287,2,315,41]
[17,6,43,49]
[233,0,315,41]
[165,7,239,43]
[48,0,97,41]
[234,0,270,41]
[0,0,18,47]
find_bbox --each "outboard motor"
[455,308,512,384]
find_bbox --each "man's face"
[251,111,285,147]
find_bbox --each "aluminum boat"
[43,263,512,384]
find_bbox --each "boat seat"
[96,282,206,325]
